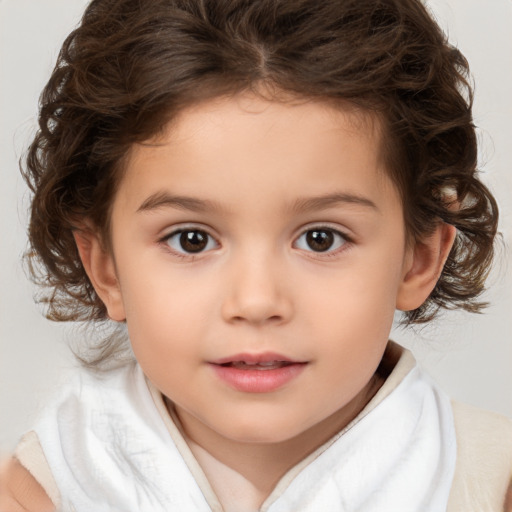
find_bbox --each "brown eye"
[180,231,208,252]
[306,230,334,252]
[165,229,217,254]
[294,228,347,253]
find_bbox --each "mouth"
[211,352,306,367]
[209,353,308,393]
[219,360,295,370]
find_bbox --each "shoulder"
[448,401,512,512]
[452,400,512,465]
[0,457,55,512]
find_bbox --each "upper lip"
[210,352,306,365]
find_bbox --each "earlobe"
[73,228,126,322]
[396,222,456,311]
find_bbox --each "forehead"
[116,93,399,217]
[159,93,383,160]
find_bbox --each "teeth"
[229,360,289,370]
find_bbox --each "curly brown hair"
[23,0,498,354]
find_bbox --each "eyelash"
[293,225,351,258]
[159,227,219,260]
[159,225,352,260]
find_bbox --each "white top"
[18,345,459,511]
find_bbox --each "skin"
[0,458,54,511]
[0,93,456,509]
[83,93,455,501]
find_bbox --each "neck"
[171,370,384,502]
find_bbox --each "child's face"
[98,94,417,446]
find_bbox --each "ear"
[396,222,456,311]
[73,228,126,322]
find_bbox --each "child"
[1,0,511,510]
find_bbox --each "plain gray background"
[1,0,511,455]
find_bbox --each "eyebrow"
[290,192,378,213]
[137,192,224,213]
[137,191,378,214]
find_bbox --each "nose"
[221,249,293,326]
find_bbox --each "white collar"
[148,344,456,512]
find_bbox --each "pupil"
[306,230,334,252]
[180,231,207,253]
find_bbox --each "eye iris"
[306,230,334,252]
[180,231,208,253]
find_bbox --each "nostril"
[231,314,282,324]
[225,305,287,327]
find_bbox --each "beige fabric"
[447,401,512,512]
[260,342,415,511]
[14,431,61,509]
[14,344,512,511]
[150,341,415,512]
[182,435,264,512]
[147,379,225,512]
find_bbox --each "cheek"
[118,245,206,316]
[296,252,403,378]
[118,262,220,359]
[302,258,401,328]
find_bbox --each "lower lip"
[210,363,307,393]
